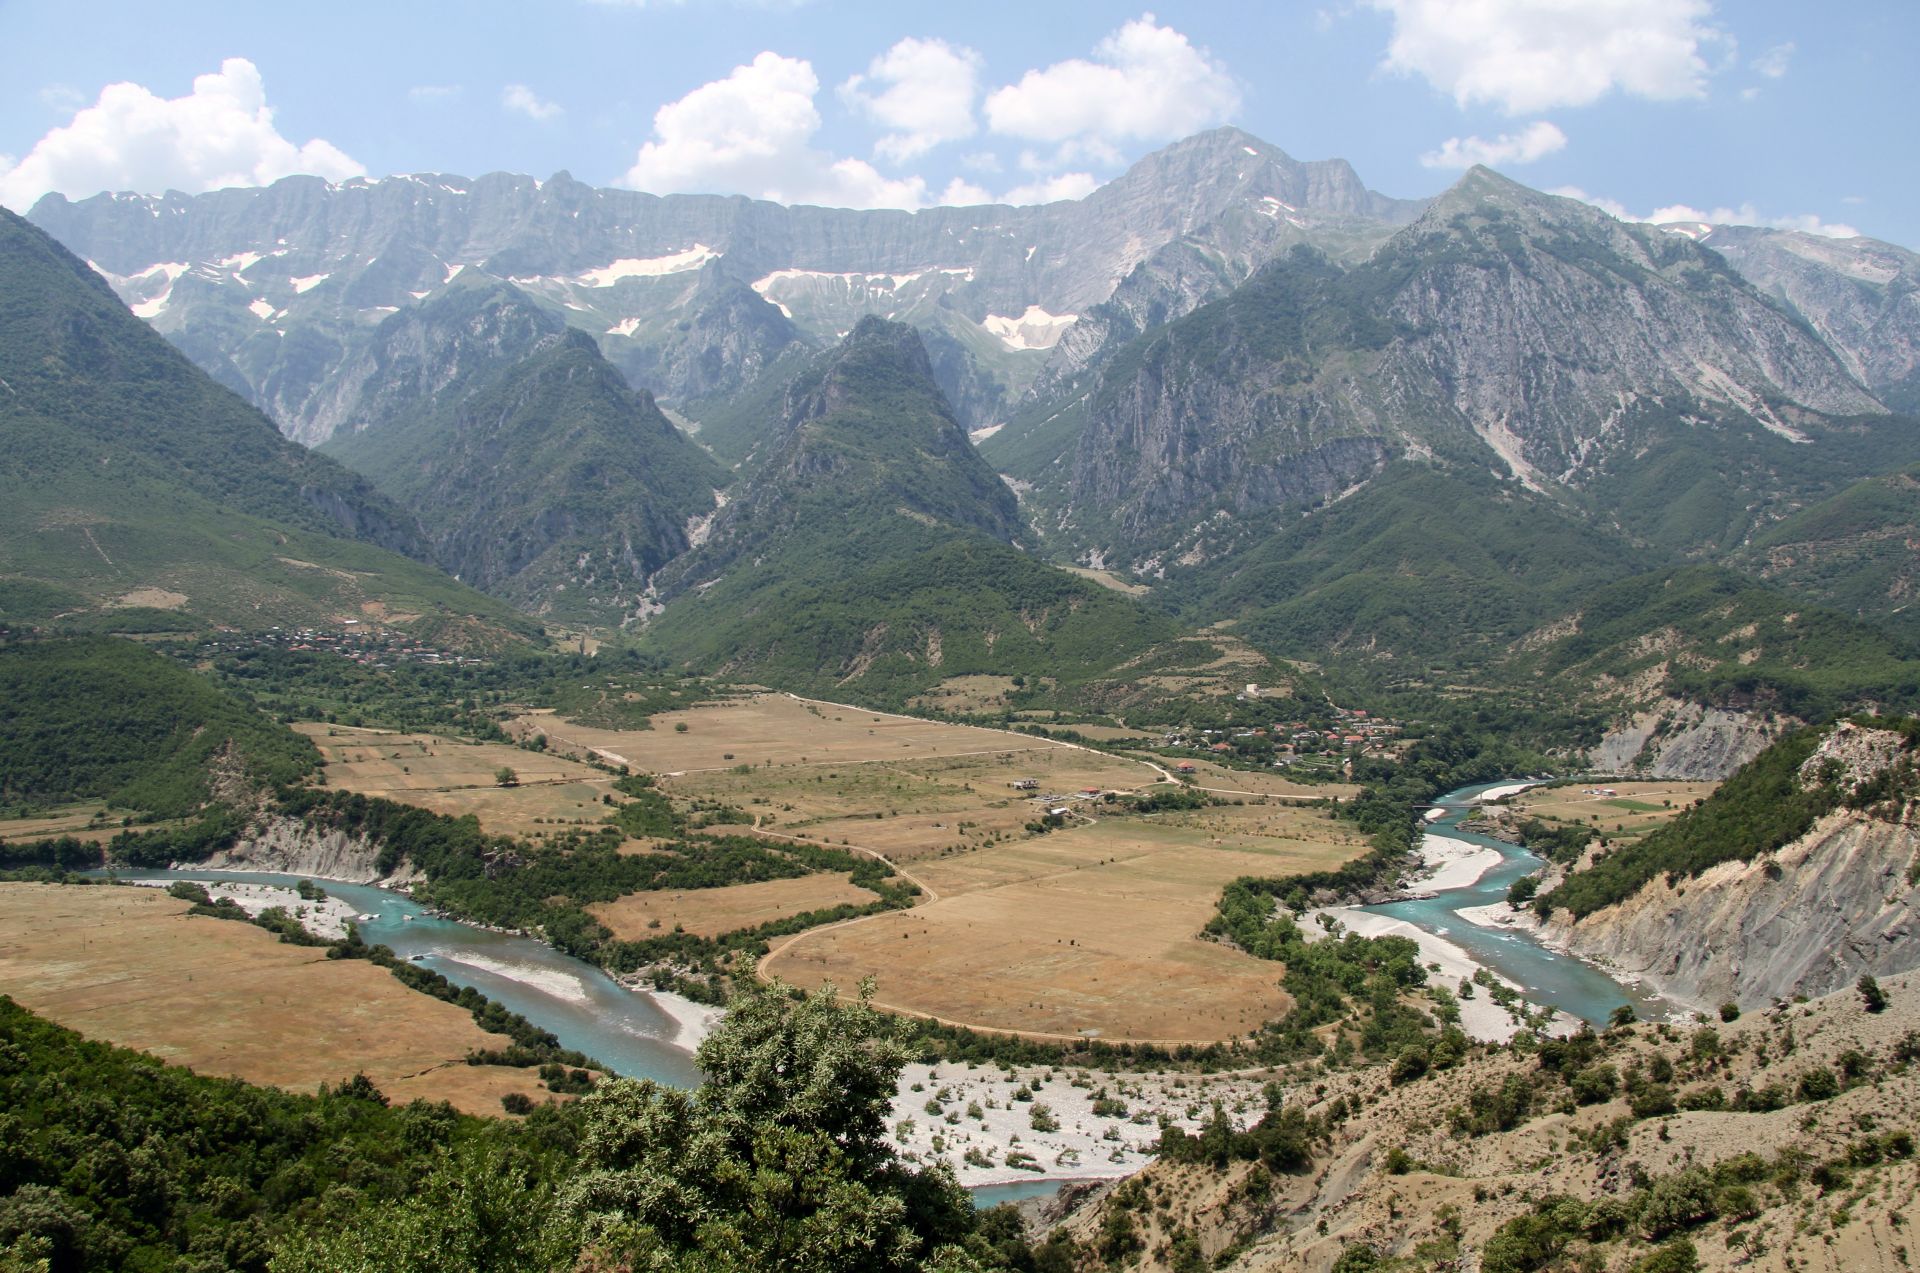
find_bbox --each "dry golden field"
[588,874,878,939]
[762,802,1369,1044]
[515,692,1079,773]
[0,883,545,1114]
[1504,780,1719,841]
[295,723,621,839]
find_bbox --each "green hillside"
[1507,565,1920,722]
[0,636,316,816]
[647,319,1228,704]
[0,209,537,645]
[1740,465,1920,635]
[1163,464,1641,669]
[323,284,723,624]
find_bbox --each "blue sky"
[1,1,1913,247]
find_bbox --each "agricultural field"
[516,691,1082,772]
[518,691,1171,862]
[1503,780,1719,842]
[588,874,879,939]
[296,723,621,839]
[762,802,1370,1044]
[0,803,165,847]
[0,883,544,1114]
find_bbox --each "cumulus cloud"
[503,84,563,122]
[1368,0,1724,114]
[983,15,1239,164]
[1752,42,1795,79]
[622,52,929,209]
[841,37,981,163]
[0,58,361,211]
[1552,186,1859,239]
[1420,120,1567,168]
[1000,172,1101,205]
[937,177,995,206]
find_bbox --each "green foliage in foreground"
[0,994,582,1273]
[0,637,316,817]
[1537,724,1916,919]
[0,984,1058,1271]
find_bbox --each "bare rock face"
[28,128,1423,441]
[201,815,387,883]
[1554,723,1920,1011]
[1547,809,1920,1013]
[1708,224,1920,407]
[1027,168,1889,564]
[1589,699,1787,779]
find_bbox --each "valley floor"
[0,882,549,1115]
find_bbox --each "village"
[193,625,490,669]
[1156,700,1414,777]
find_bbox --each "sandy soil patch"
[110,586,189,609]
[764,805,1367,1043]
[1063,566,1151,596]
[0,883,544,1115]
[589,874,877,939]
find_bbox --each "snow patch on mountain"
[982,305,1077,351]
[570,244,719,286]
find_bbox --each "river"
[1359,780,1667,1027]
[101,785,1657,1211]
[96,869,702,1087]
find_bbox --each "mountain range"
[14,125,1920,744]
[0,208,535,648]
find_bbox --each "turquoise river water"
[1360,780,1666,1027]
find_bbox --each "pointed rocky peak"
[1420,164,1602,228]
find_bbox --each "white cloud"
[983,15,1239,162]
[0,58,361,211]
[1752,41,1795,79]
[622,52,929,209]
[1368,0,1724,114]
[1000,172,1100,205]
[409,84,463,103]
[503,84,563,122]
[1649,202,1857,239]
[1553,186,1859,239]
[1420,120,1567,169]
[840,37,981,163]
[938,177,995,206]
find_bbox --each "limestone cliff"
[1551,722,1920,1010]
[198,814,392,884]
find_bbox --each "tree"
[556,979,980,1272]
[494,766,519,788]
[1858,974,1889,1014]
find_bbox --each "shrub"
[1570,1064,1619,1105]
